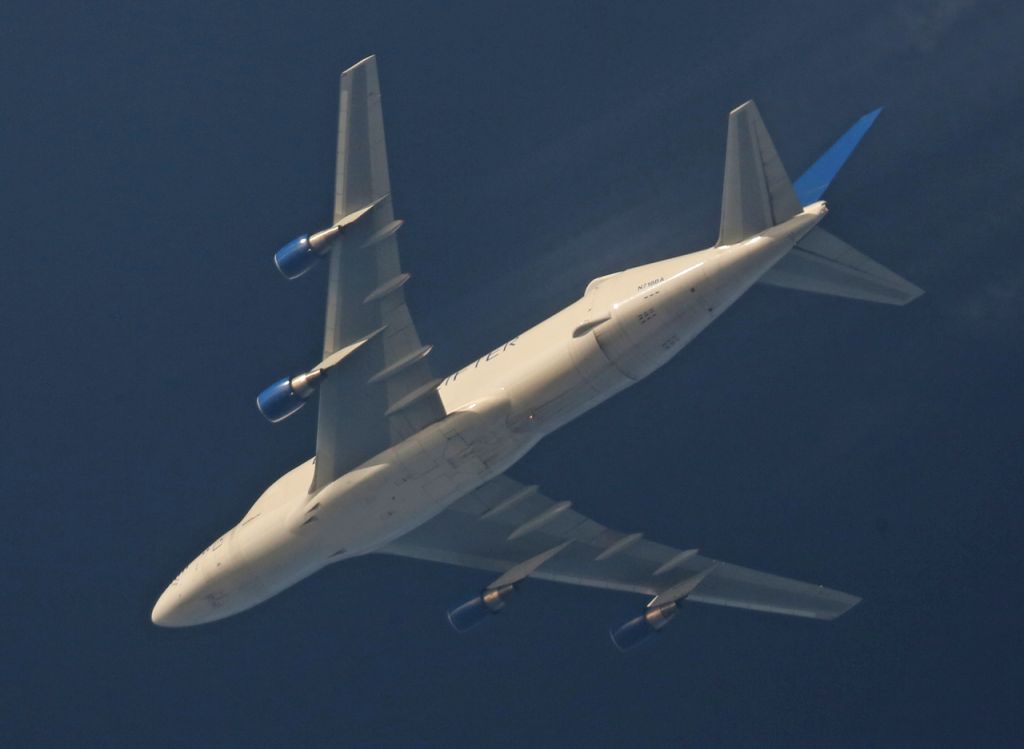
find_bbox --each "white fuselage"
[151,204,826,627]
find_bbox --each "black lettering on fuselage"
[637,277,664,292]
[441,336,521,387]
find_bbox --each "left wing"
[312,56,445,491]
[381,474,860,620]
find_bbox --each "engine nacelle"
[256,369,325,423]
[447,585,515,633]
[273,235,320,280]
[273,198,386,280]
[273,224,345,279]
[609,601,678,651]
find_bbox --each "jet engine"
[609,601,678,651]
[273,197,387,279]
[447,585,515,632]
[273,225,343,280]
[256,369,325,422]
[273,235,318,279]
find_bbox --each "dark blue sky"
[4,1,1022,746]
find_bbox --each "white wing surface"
[760,227,924,305]
[313,56,445,490]
[382,474,860,619]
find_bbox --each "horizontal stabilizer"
[718,101,802,245]
[761,227,922,305]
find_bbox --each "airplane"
[151,55,921,650]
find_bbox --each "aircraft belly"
[311,395,536,558]
[167,396,537,625]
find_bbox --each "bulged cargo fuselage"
[150,204,826,627]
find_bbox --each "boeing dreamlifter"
[152,56,920,649]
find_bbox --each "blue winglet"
[793,108,883,205]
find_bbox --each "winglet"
[793,108,882,206]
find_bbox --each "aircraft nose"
[152,560,243,627]
[151,565,214,627]
[151,594,171,626]
[151,582,190,627]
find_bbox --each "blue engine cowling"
[273,235,321,280]
[447,585,515,633]
[609,602,678,651]
[256,370,324,423]
[256,377,307,422]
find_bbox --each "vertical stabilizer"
[718,101,801,246]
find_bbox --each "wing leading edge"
[312,56,445,491]
[381,474,860,621]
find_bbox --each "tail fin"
[755,107,922,305]
[718,101,802,246]
[760,227,923,305]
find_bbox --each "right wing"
[312,56,445,491]
[382,474,860,620]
